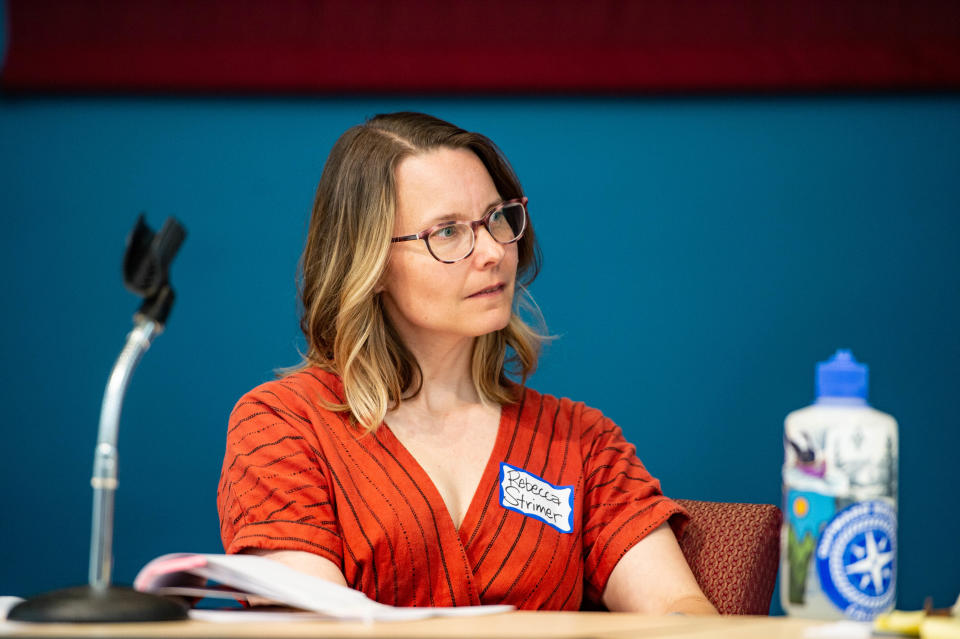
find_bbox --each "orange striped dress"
[217,369,687,609]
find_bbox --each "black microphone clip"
[123,215,187,326]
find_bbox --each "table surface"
[1,611,828,639]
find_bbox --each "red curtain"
[3,0,960,93]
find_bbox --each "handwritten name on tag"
[499,463,574,533]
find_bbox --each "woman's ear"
[374,250,392,295]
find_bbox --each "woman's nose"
[472,224,506,266]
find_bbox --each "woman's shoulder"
[230,366,345,419]
[512,385,612,433]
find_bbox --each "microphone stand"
[88,317,162,588]
[10,216,189,623]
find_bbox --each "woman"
[217,112,716,614]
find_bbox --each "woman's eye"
[432,225,462,242]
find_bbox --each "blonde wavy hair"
[294,112,544,432]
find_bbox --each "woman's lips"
[467,283,506,298]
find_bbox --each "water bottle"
[781,349,898,621]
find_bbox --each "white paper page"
[198,554,377,616]
[0,596,26,621]
[189,604,512,623]
[424,605,514,617]
[153,586,253,600]
[189,609,336,623]
[136,553,513,621]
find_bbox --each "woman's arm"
[601,523,717,615]
[239,549,349,606]
[244,548,349,587]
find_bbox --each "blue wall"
[2,94,958,613]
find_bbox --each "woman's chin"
[476,312,513,337]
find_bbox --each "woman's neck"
[399,334,480,415]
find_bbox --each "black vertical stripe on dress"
[557,551,584,610]
[306,441,383,602]
[577,412,605,444]
[470,393,544,573]
[517,401,577,608]
[368,428,436,607]
[544,404,596,610]
[481,400,562,597]
[344,429,431,606]
[479,516,529,599]
[494,525,544,601]
[373,435,461,607]
[539,516,585,610]
[317,415,401,606]
[313,373,454,607]
[275,381,321,413]
[329,430,407,605]
[463,390,527,550]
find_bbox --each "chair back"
[675,499,782,615]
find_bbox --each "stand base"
[8,585,188,623]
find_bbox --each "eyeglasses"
[391,197,528,264]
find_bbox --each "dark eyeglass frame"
[390,197,528,264]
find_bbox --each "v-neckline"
[381,401,514,538]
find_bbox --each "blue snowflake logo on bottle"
[815,500,896,620]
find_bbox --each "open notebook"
[134,553,512,622]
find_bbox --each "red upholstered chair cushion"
[675,499,782,615]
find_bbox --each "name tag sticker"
[499,462,574,533]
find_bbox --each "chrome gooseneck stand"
[10,216,189,623]
[89,317,160,589]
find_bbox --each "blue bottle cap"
[816,349,869,401]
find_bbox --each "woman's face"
[380,147,519,351]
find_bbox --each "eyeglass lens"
[426,203,525,262]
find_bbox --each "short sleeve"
[580,406,688,602]
[217,387,343,568]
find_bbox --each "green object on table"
[787,524,817,604]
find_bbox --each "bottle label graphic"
[815,500,896,621]
[785,490,834,604]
